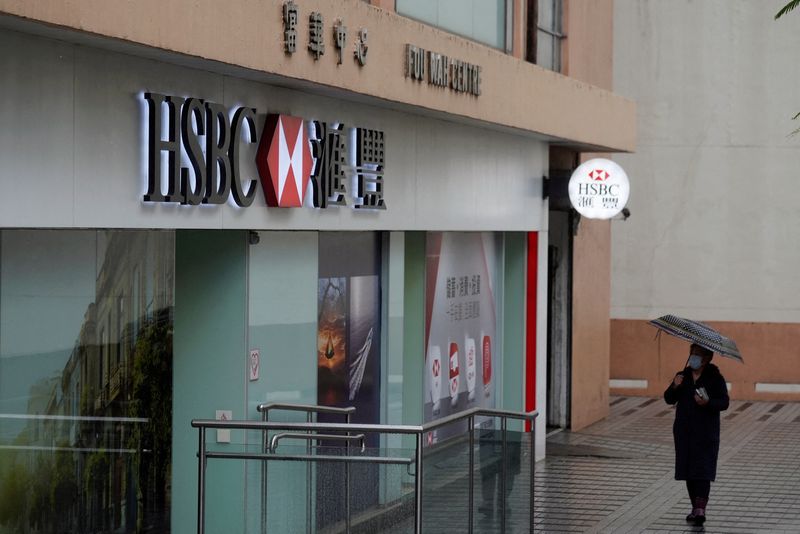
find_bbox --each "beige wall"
[369,0,395,11]
[571,219,611,430]
[560,0,615,430]
[0,0,634,152]
[611,319,800,401]
[563,0,613,90]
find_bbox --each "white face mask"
[688,354,704,370]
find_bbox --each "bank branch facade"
[0,1,634,532]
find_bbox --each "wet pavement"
[536,396,800,533]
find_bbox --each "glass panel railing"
[505,430,532,534]
[420,419,472,533]
[192,408,537,534]
[475,427,530,533]
[234,433,416,534]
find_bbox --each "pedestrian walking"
[664,343,730,525]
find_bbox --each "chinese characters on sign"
[308,12,325,59]
[309,121,348,208]
[283,1,298,53]
[309,121,387,209]
[355,29,368,66]
[405,44,482,97]
[333,20,347,64]
[355,127,386,209]
[445,275,481,322]
[282,1,368,66]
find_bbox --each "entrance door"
[316,232,383,529]
[546,211,572,430]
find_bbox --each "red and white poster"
[424,232,499,443]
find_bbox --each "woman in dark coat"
[664,343,729,526]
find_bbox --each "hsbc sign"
[143,93,386,210]
[567,158,629,220]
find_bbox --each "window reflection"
[0,230,174,533]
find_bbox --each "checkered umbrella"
[649,314,743,363]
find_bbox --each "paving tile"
[531,397,800,533]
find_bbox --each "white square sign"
[215,410,232,443]
[249,349,260,381]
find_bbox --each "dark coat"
[664,362,729,481]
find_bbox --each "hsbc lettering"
[143,92,386,210]
[577,183,621,196]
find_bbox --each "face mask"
[688,354,703,370]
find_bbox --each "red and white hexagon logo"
[589,169,610,181]
[256,114,313,207]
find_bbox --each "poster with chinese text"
[424,232,499,443]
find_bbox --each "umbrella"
[649,314,743,363]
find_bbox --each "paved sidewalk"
[535,396,800,533]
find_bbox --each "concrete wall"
[610,0,800,400]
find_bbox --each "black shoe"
[694,511,706,526]
[685,511,696,522]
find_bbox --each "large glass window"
[396,0,508,50]
[0,230,174,533]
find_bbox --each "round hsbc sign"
[568,158,630,219]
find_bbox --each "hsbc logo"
[142,93,386,210]
[588,169,610,182]
[257,115,312,207]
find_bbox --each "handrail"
[269,432,366,453]
[194,407,536,433]
[193,407,538,534]
[203,450,413,465]
[191,419,421,433]
[422,407,537,433]
[257,402,356,416]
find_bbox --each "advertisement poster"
[316,233,381,525]
[424,232,499,443]
[317,277,349,406]
[316,275,380,416]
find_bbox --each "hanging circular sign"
[567,158,630,219]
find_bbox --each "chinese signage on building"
[283,0,368,66]
[142,93,386,210]
[568,158,630,219]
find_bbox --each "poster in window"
[424,232,499,443]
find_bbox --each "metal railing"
[191,406,538,534]
[257,403,355,534]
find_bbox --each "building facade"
[610,0,800,401]
[0,1,633,531]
